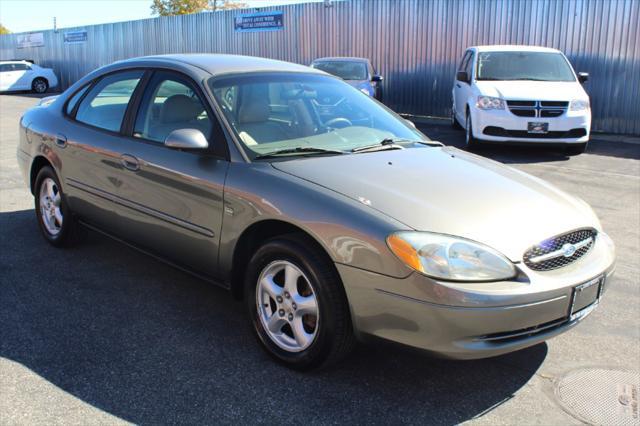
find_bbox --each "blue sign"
[64,31,87,44]
[234,11,284,32]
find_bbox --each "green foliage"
[0,23,10,35]
[151,0,247,16]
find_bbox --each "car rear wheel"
[34,166,81,246]
[32,78,48,94]
[245,235,355,370]
[565,142,588,156]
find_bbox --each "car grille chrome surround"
[507,100,569,118]
[523,228,597,271]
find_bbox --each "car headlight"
[360,88,371,96]
[570,99,590,111]
[387,232,516,281]
[476,96,504,110]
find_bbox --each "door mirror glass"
[371,74,383,82]
[456,71,469,83]
[164,128,209,149]
[578,72,589,83]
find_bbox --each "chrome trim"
[66,177,215,238]
[528,237,593,263]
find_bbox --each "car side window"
[0,64,14,72]
[65,85,90,115]
[133,74,211,143]
[74,70,143,132]
[458,51,471,72]
[13,63,29,71]
[464,52,474,78]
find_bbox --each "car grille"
[507,100,569,118]
[523,228,597,271]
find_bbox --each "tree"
[151,0,247,16]
[0,23,10,35]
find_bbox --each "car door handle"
[120,154,140,171]
[456,83,461,88]
[55,134,67,148]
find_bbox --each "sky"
[0,0,322,33]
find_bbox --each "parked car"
[0,60,58,93]
[17,54,615,370]
[311,56,383,100]
[451,45,591,154]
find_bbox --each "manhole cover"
[555,368,640,425]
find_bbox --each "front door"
[115,71,228,278]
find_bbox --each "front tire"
[245,235,355,370]
[465,111,478,149]
[32,78,48,94]
[451,105,462,129]
[34,166,80,247]
[565,142,588,156]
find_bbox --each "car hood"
[272,147,600,261]
[475,80,588,101]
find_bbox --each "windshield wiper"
[253,147,346,160]
[351,138,411,153]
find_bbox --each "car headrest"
[160,95,200,124]
[238,97,270,124]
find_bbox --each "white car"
[0,60,58,94]
[451,45,591,154]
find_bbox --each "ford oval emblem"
[562,243,577,257]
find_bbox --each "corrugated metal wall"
[1,0,638,134]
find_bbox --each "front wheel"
[565,142,588,156]
[245,235,355,370]
[451,106,462,129]
[465,112,479,149]
[34,166,81,246]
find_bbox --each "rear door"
[62,69,146,234]
[114,70,229,278]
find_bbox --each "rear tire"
[34,166,81,247]
[565,142,588,156]
[245,234,355,370]
[32,78,48,94]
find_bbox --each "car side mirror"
[456,71,469,83]
[404,119,416,128]
[578,72,589,83]
[371,74,383,82]
[164,128,209,149]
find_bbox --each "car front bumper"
[471,107,591,144]
[338,232,615,359]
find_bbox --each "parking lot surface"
[1,93,638,425]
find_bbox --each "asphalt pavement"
[1,93,638,425]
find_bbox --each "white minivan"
[451,45,591,154]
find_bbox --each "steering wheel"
[324,117,353,129]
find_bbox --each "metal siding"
[1,0,638,134]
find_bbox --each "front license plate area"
[569,276,604,321]
[528,122,549,133]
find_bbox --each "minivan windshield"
[476,51,576,82]
[311,61,368,81]
[209,73,426,160]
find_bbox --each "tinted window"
[0,64,14,72]
[134,74,211,143]
[13,63,29,71]
[75,70,143,132]
[476,51,576,82]
[312,61,368,80]
[458,51,471,71]
[464,52,474,76]
[65,85,90,115]
[210,73,425,159]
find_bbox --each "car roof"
[118,53,323,77]
[0,60,32,64]
[312,57,371,63]
[471,45,562,53]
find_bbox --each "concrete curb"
[401,114,640,145]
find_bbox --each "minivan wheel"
[465,112,478,148]
[34,166,81,247]
[451,106,462,129]
[245,235,355,370]
[32,78,48,94]
[565,142,588,156]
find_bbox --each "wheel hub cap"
[39,177,63,235]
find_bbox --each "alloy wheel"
[256,260,319,352]
[39,177,63,235]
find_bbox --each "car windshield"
[209,73,426,160]
[311,61,368,81]
[476,51,576,82]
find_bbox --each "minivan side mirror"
[371,74,383,82]
[164,128,209,149]
[456,71,469,83]
[578,72,589,83]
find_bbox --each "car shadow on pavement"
[0,209,547,424]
